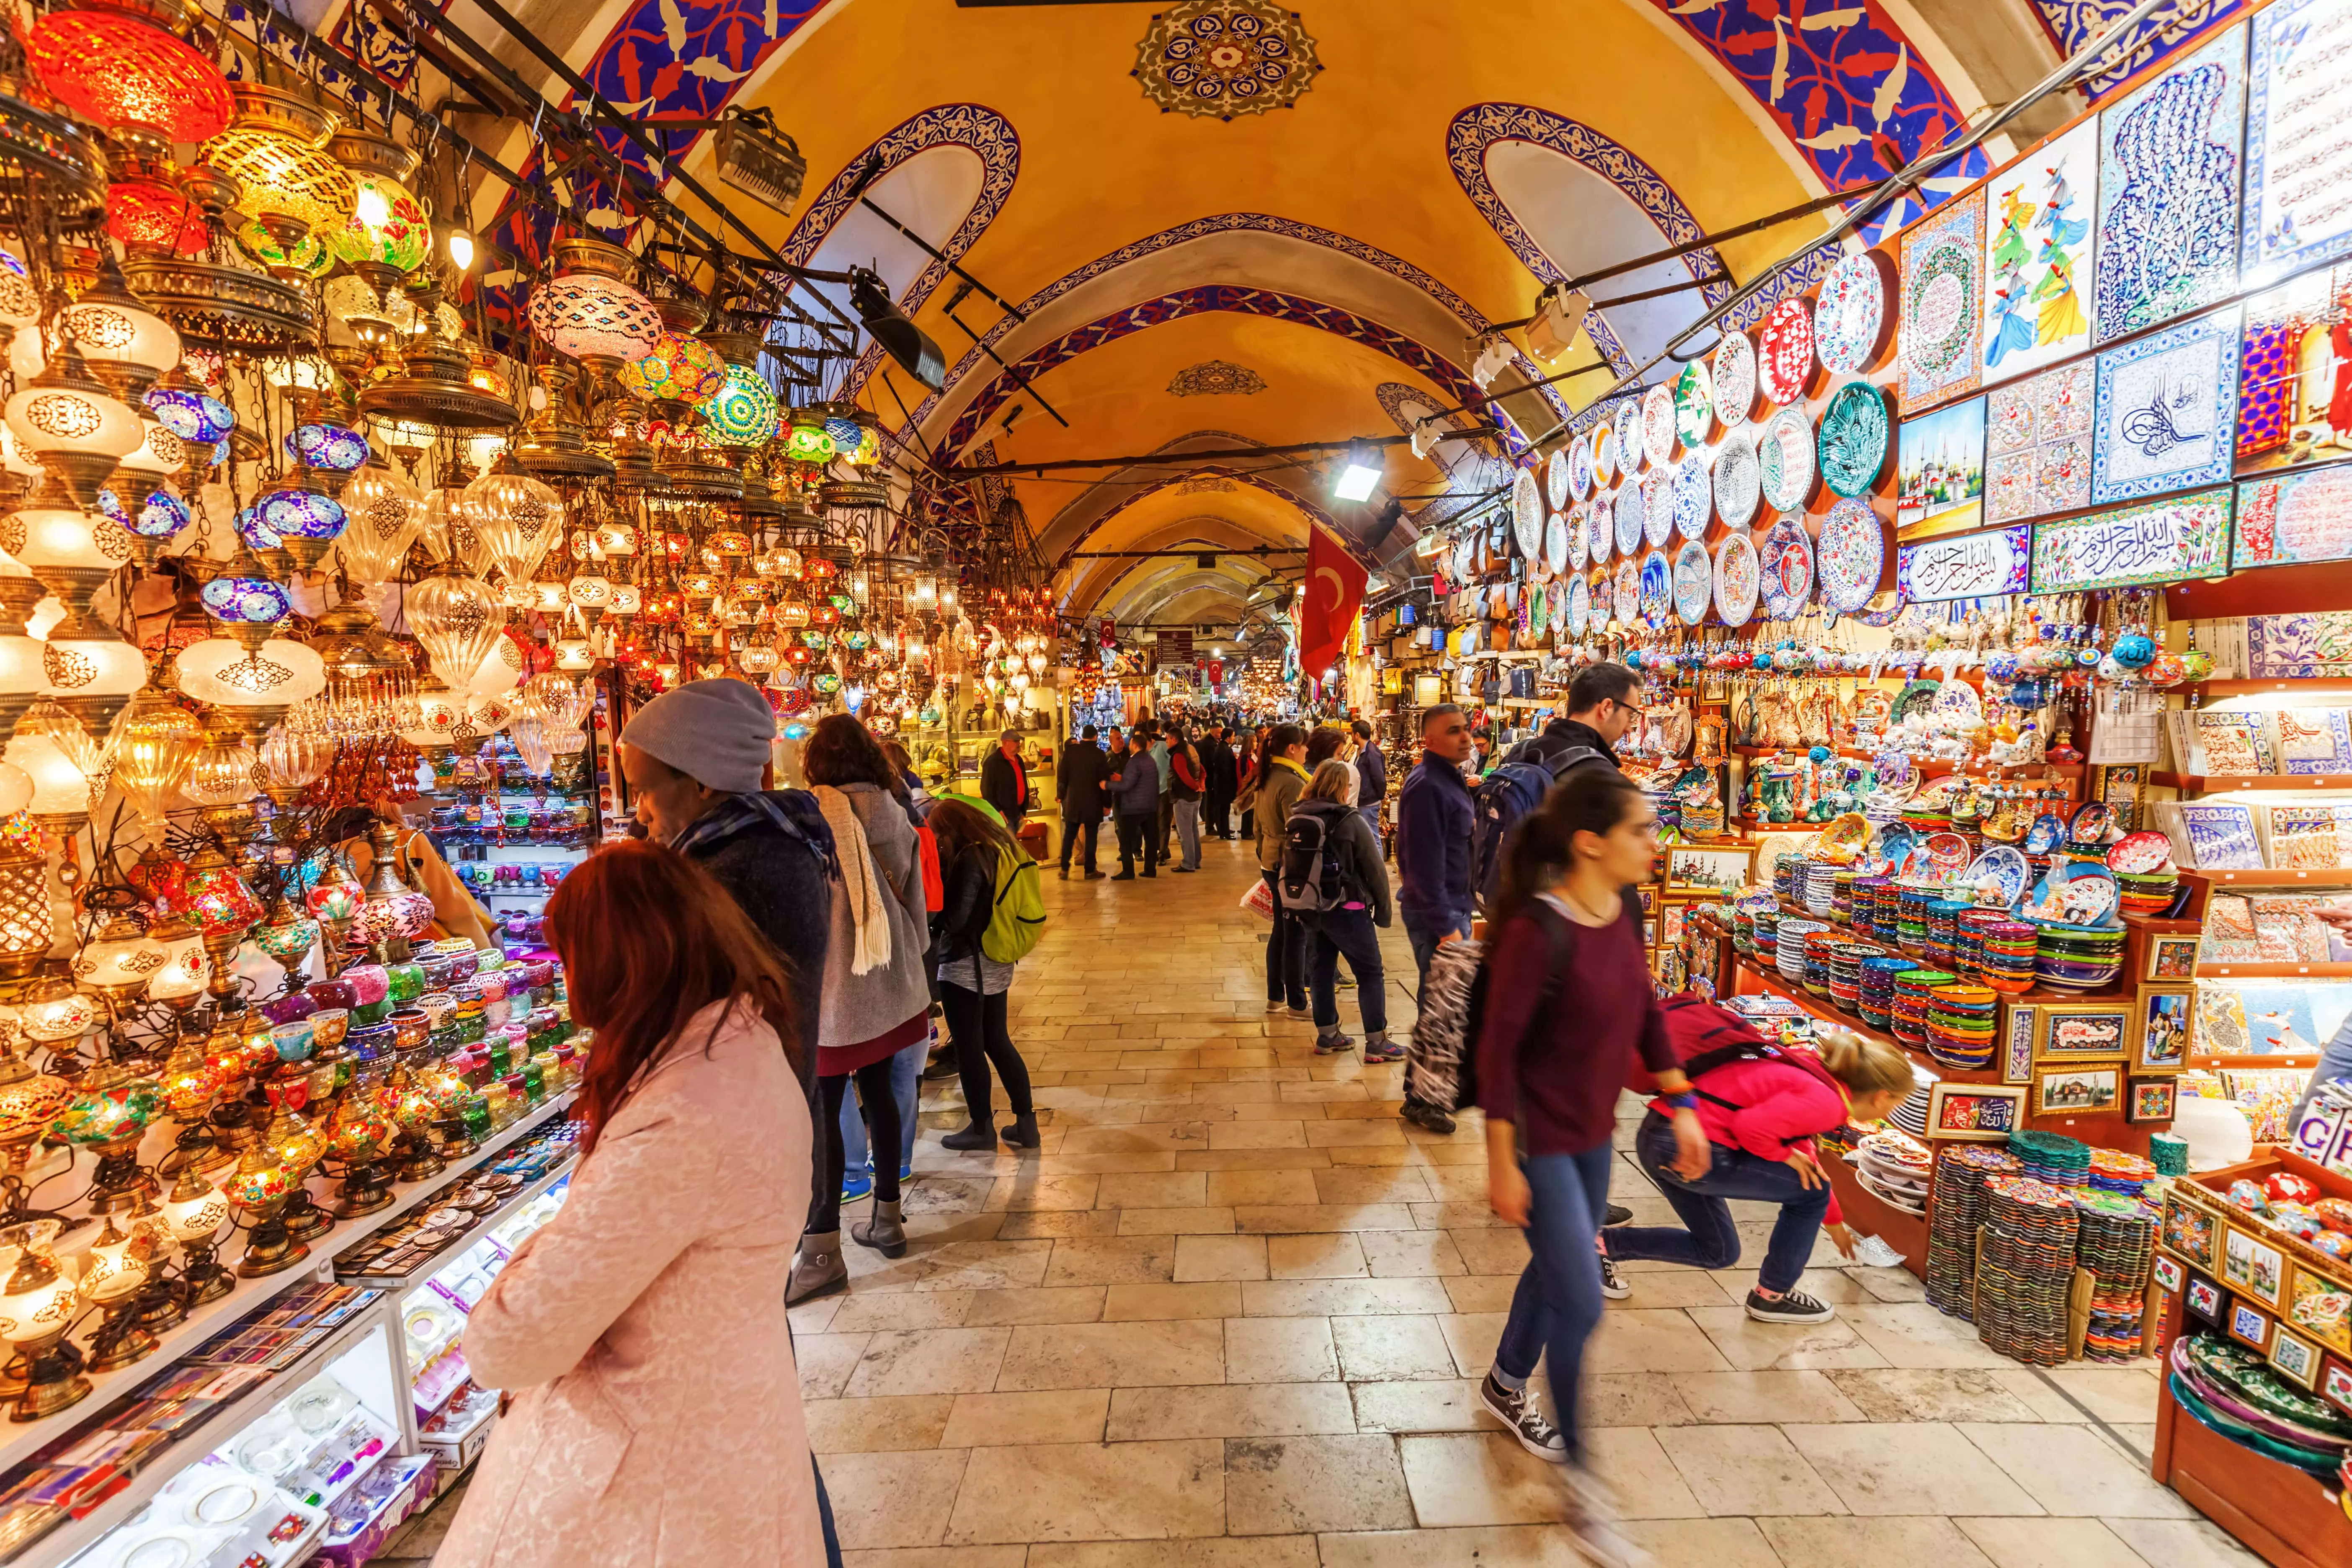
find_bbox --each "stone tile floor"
[385,830,2259,1568]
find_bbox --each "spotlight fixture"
[851,268,945,392]
[1331,441,1382,503]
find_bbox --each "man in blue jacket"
[1108,730,1162,880]
[1395,704,1475,980]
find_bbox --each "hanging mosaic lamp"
[199,85,353,268]
[4,347,144,507]
[144,369,233,446]
[251,478,346,573]
[104,177,207,258]
[526,238,660,376]
[199,544,293,649]
[617,330,725,403]
[704,364,780,450]
[286,420,369,474]
[230,215,331,281]
[323,126,427,295]
[26,7,234,149]
[784,405,836,464]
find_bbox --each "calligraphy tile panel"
[2243,0,2352,285]
[2091,306,2244,504]
[2030,486,2236,590]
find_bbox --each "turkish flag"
[1297,525,1367,680]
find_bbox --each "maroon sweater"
[1476,900,1676,1155]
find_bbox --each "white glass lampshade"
[397,682,462,750]
[3,374,141,462]
[0,1262,74,1345]
[146,922,209,1005]
[80,1217,151,1301]
[38,622,146,703]
[595,523,638,556]
[567,573,611,611]
[608,583,642,616]
[115,418,185,482]
[61,293,181,387]
[16,984,93,1044]
[173,637,328,709]
[9,503,129,574]
[74,921,166,996]
[525,276,661,366]
[514,580,562,614]
[404,574,505,687]
[552,639,593,673]
[4,731,90,817]
[0,637,42,700]
[0,764,30,816]
[457,634,524,697]
[465,692,513,736]
[160,1176,227,1242]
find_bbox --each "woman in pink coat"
[434,841,826,1568]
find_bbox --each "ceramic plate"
[2068,802,2115,843]
[1511,468,1543,558]
[2023,812,2068,854]
[1818,381,1889,498]
[1965,845,2031,907]
[1614,556,1640,624]
[188,1480,263,1526]
[1816,496,1885,613]
[1759,515,1814,620]
[1566,501,1589,571]
[1673,539,1712,624]
[1638,547,1672,623]
[1642,469,1673,549]
[1544,508,1570,576]
[1674,359,1715,448]
[1567,571,1590,637]
[1643,384,1679,472]
[1671,452,1711,542]
[1872,821,1918,875]
[1758,405,1816,513]
[1712,427,1760,531]
[1545,448,1573,511]
[1757,296,1816,405]
[1713,329,1759,424]
[1527,578,1549,635]
[1549,577,1572,635]
[2024,859,2120,926]
[1589,420,1615,486]
[1922,830,1973,877]
[1589,491,1615,564]
[2107,830,2172,875]
[1615,399,1645,477]
[116,1530,205,1568]
[1568,436,1595,501]
[1712,531,1760,626]
[1816,250,1888,374]
[1614,480,1644,558]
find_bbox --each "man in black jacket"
[1509,660,1643,773]
[1200,725,1238,839]
[980,729,1030,836]
[1055,725,1111,879]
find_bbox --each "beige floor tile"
[1314,1168,1437,1205]
[1360,1230,1467,1277]
[823,1450,974,1550]
[992,1174,1106,1212]
[946,1439,1225,1543]
[1840,1304,2028,1371]
[1669,1370,1868,1424]
[1107,1382,1357,1439]
[1306,1119,1408,1148]
[1332,1313,1457,1380]
[915,1240,1058,1292]
[1268,1232,1368,1278]
[1954,1424,2190,1517]
[1003,1211,1127,1240]
[1756,1516,1996,1568]
[1175,1234,1268,1282]
[840,1547,1028,1568]
[1434,1312,1505,1378]
[2037,1366,2161,1425]
[940,1389,1112,1448]
[1586,1372,1700,1428]
[1104,1282,1245,1320]
[2096,1517,2264,1566]
[831,1292,978,1333]
[963,1286,1108,1325]
[846,1328,1015,1398]
[1236,1204,1417,1233]
[799,1333,872,1399]
[1780,1423,2042,1516]
[1620,1518,1785,1568]
[997,1319,1224,1390]
[1313,1524,1587,1568]
[1609,1270,1740,1309]
[1585,1308,1736,1375]
[1210,1121,1309,1149]
[1822,1369,2047,1423]
[1118,1207,1239,1235]
[1582,1426,1707,1518]
[1439,1274,1521,1313]
[1657,1423,1847,1516]
[1044,1236,1179,1286]
[1954,1517,2153,1568]
[1225,1434,1414,1534]
[1395,1434,1574,1527]
[1204,1169,1322,1207]
[1224,1315,1340,1382]
[1349,1378,1492,1434]
[1240,1279,1455,1316]
[1100,1171,1211,1208]
[1178,1149,1333,1172]
[1449,1228,1532,1275]
[1681,1307,1889,1372]
[805,1395,956,1452]
[1028,1541,1317,1568]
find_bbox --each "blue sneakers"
[840,1167,874,1203]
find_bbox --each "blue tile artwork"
[2091,307,2244,504]
[2093,26,2247,343]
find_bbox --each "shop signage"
[2029,489,2234,591]
[1895,524,2030,603]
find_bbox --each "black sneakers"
[1478,1372,1567,1462]
[1598,1253,1631,1300]
[1603,1203,1632,1226]
[1744,1287,1836,1324]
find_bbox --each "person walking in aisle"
[789,716,936,1305]
[1055,724,1111,879]
[1305,723,1353,780]
[1505,660,1645,773]
[432,841,826,1568]
[1245,724,1312,1015]
[1168,723,1206,872]
[1291,759,1398,1059]
[980,729,1030,838]
[1108,725,1161,879]
[1147,721,1175,863]
[1235,727,1261,842]
[1201,725,1238,839]
[1475,770,1710,1563]
[1602,1001,1913,1322]
[1393,703,1475,1132]
[881,739,926,803]
[1352,718,1387,855]
[929,798,1042,1151]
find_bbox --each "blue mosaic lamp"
[200,545,292,650]
[286,423,370,474]
[143,379,232,446]
[253,484,347,574]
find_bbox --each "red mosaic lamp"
[25,8,234,150]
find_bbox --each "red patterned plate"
[2106,830,2172,876]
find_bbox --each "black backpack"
[1279,800,1349,914]
[1472,741,1605,906]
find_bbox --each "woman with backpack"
[1288,760,1397,1061]
[1241,724,1311,1015]
[1603,1007,1912,1323]
[928,799,1041,1152]
[1475,769,1710,1563]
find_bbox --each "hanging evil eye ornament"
[2111,632,2157,670]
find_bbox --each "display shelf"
[2194,962,2352,977]
[2190,678,2352,696]
[1732,743,2084,781]
[0,1090,576,1481]
[2152,773,2352,792]
[2,1300,395,1568]
[2195,868,2352,888]
[338,1155,578,1291]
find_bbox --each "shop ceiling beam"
[951,430,1492,478]
[942,286,1070,429]
[1065,547,1302,558]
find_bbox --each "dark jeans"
[1605,1112,1831,1294]
[815,1460,841,1566]
[1206,793,1233,836]
[1401,908,1472,990]
[1262,867,1307,1009]
[1060,812,1100,872]
[1157,793,1174,857]
[942,977,1032,1124]
[1308,908,1388,1034]
[810,1062,902,1231]
[1116,812,1157,876]
[1493,1143,1613,1463]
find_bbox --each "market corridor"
[738,836,2232,1568]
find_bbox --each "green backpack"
[980,843,1046,962]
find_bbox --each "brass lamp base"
[236,1218,309,1278]
[8,1337,88,1421]
[329,1161,393,1217]
[85,1295,157,1373]
[280,1188,332,1243]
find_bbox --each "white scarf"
[814,785,892,975]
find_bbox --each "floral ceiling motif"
[1133,0,1323,121]
[1169,360,1269,396]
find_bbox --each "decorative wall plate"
[1816,496,1886,612]
[2094,28,2244,344]
[1817,249,1891,373]
[1671,453,1712,541]
[1527,577,1548,635]
[1758,405,1817,512]
[1818,381,1890,498]
[1565,502,1589,571]
[2088,304,2242,505]
[1760,515,1815,620]
[1714,530,1760,626]
[1638,547,1672,623]
[1589,420,1615,486]
[1615,398,1646,476]
[1757,297,1816,405]
[1613,557,1640,625]
[1713,329,1759,425]
[1712,427,1761,531]
[1545,508,1571,576]
[1614,480,1644,558]
[1674,360,1715,448]
[1567,435,1595,501]
[1568,571,1590,637]
[1673,538,1712,624]
[1899,188,1987,413]
[1589,491,1615,564]
[1511,467,1544,557]
[1642,469,1673,549]
[1642,384,1679,471]
[1545,448,1573,510]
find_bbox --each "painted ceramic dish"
[1511,468,1543,558]
[1566,501,1589,571]
[1546,448,1574,511]
[1589,491,1615,564]
[1965,845,2031,908]
[1544,508,1571,577]
[1816,496,1885,613]
[1638,547,1672,623]
[1712,427,1761,531]
[2023,859,2120,926]
[1614,557,1640,624]
[2068,802,2115,843]
[1759,515,1814,620]
[1614,480,1645,559]
[1674,360,1715,448]
[1615,398,1646,476]
[1639,384,1676,472]
[1713,530,1760,626]
[1923,831,1973,877]
[1550,578,1573,636]
[1872,821,1919,875]
[1712,329,1758,424]
[1671,453,1711,541]
[1758,405,1817,513]
[1816,249,1889,374]
[2107,830,2173,875]
[1757,296,1816,405]
[1818,381,1890,498]
[1673,539,1712,624]
[1642,469,1673,549]
[2023,812,2068,854]
[1527,579,1548,635]
[1567,571,1590,637]
[1589,419,1615,486]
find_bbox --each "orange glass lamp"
[0,1220,85,1419]
[111,696,202,832]
[322,1083,395,1217]
[50,1059,161,1201]
[0,1039,72,1225]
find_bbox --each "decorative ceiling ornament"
[1167,360,1267,396]
[1133,0,1323,122]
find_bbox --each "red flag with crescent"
[1297,525,1367,681]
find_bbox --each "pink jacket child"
[1653,1046,1849,1227]
[433,999,825,1568]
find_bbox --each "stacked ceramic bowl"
[2031,922,2125,990]
[1891,967,1958,1045]
[1731,906,1756,957]
[1968,917,2039,993]
[1924,898,1973,967]
[2115,868,2179,918]
[1895,886,1934,957]
[1925,983,1999,1069]
[1773,857,1800,903]
[1801,861,1838,918]
[1776,919,1827,985]
[1852,876,1894,942]
[1857,954,1912,1029]
[1826,941,1876,1014]
[1857,1130,1933,1215]
[1831,870,1858,927]
[1752,908,1780,965]
[1802,931,1839,999]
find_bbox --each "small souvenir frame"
[2127,1078,2178,1124]
[1926,1082,2027,1141]
[2223,1225,2287,1309]
[2288,1261,2352,1356]
[2146,934,2202,981]
[2229,1297,2274,1353]
[2133,985,2193,1071]
[2186,1277,2224,1323]
[2032,1064,2122,1115]
[2270,1326,2321,1390]
[2153,1254,2185,1294]
[2035,1003,2133,1062]
[2162,1194,2218,1270]
[2323,1358,2352,1419]
[2002,1004,2037,1085]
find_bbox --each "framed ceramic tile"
[2271,1325,2322,1390]
[2228,1296,2273,1353]
[1896,396,1986,537]
[2029,488,2235,591]
[2153,1253,2186,1294]
[2163,1192,2217,1267]
[2146,934,2202,980]
[1899,188,1986,414]
[2235,465,2352,568]
[2275,708,2352,774]
[1926,1082,2026,1141]
[2091,308,2244,504]
[2187,1276,2225,1325]
[1986,361,2096,523]
[2286,1261,2352,1356]
[2036,1003,2132,1061]
[2248,609,2352,676]
[2127,1077,2179,1123]
[1984,119,2099,384]
[2032,1064,2122,1115]
[2134,985,2193,1070]
[2224,1224,2288,1308]
[2094,25,2247,344]
[2244,0,2352,287]
[2192,712,2276,774]
[1896,523,2031,603]
[2327,1358,2352,1418]
[2002,1004,2037,1084]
